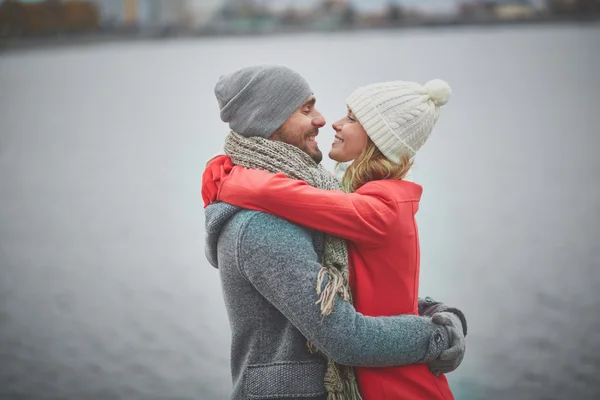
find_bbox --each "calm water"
[1,24,599,400]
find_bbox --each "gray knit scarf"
[224,131,362,400]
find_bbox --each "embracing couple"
[202,65,468,400]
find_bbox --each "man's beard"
[274,127,323,164]
[306,141,323,164]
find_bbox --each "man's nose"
[312,114,326,128]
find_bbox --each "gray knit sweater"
[205,203,452,400]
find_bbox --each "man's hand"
[429,312,466,376]
[201,155,233,207]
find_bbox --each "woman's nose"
[332,120,342,132]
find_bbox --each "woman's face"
[329,108,369,163]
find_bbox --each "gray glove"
[428,312,466,376]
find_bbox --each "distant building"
[90,0,125,26]
[186,0,222,26]
[139,0,189,29]
[496,2,536,19]
[318,0,355,27]
[211,0,278,33]
[458,1,498,21]
[89,0,220,30]
[123,0,136,24]
[405,0,459,19]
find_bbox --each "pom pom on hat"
[423,79,452,106]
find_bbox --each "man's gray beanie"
[214,65,313,138]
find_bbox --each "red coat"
[216,167,454,400]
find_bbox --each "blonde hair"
[340,137,413,193]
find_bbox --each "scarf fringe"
[316,266,351,316]
[325,360,363,400]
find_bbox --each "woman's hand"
[202,155,234,207]
[429,312,466,376]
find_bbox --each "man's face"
[269,96,325,164]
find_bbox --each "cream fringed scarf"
[224,131,362,400]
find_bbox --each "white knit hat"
[346,79,451,163]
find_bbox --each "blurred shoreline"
[1,17,599,54]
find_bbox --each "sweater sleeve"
[218,167,401,246]
[237,212,450,367]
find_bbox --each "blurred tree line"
[1,0,598,40]
[0,0,99,37]
[548,0,600,18]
